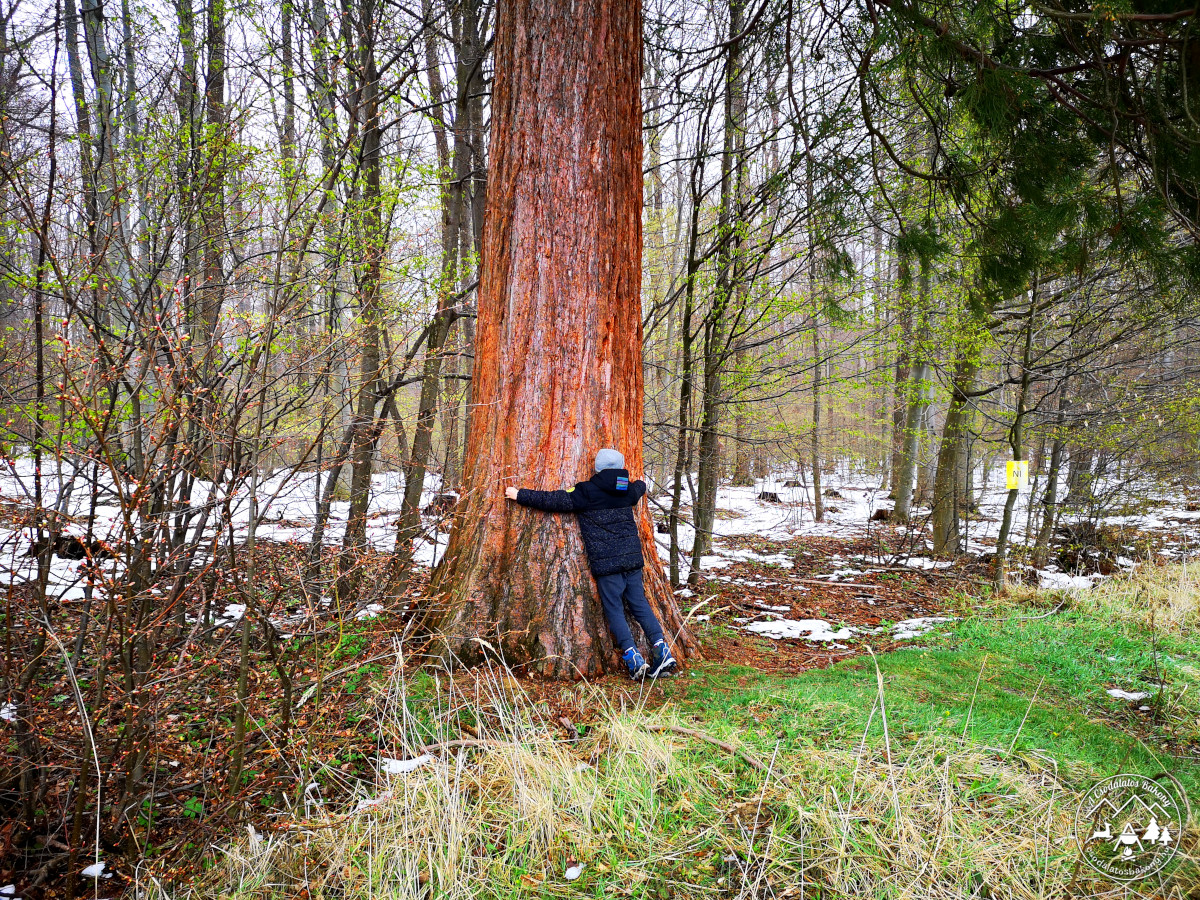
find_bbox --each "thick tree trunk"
[430,0,694,678]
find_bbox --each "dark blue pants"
[595,568,664,652]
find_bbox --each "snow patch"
[1106,688,1151,701]
[899,557,953,570]
[1037,571,1100,591]
[892,617,955,639]
[380,754,432,775]
[81,861,108,878]
[0,702,15,723]
[354,793,393,812]
[213,604,246,627]
[744,619,853,641]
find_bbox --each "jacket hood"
[595,448,625,472]
[591,467,631,494]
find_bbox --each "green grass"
[664,583,1200,803]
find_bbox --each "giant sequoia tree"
[429,0,696,678]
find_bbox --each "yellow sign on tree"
[1006,460,1029,491]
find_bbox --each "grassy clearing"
[666,563,1200,800]
[172,566,1200,900]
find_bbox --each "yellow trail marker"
[1006,460,1029,491]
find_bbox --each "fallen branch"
[793,579,880,590]
[645,724,769,772]
[419,738,509,754]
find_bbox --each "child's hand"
[505,487,519,501]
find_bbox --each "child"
[505,448,677,680]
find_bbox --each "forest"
[0,0,1198,896]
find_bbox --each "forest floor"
[157,547,1197,900]
[16,533,1194,900]
[5,468,1200,898]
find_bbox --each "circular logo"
[1076,774,1185,882]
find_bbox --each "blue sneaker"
[622,647,648,680]
[649,640,676,678]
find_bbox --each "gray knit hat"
[594,448,625,473]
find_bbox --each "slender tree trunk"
[1024,435,1046,543]
[303,0,344,601]
[915,405,936,506]
[1066,445,1094,505]
[689,0,746,579]
[337,0,384,602]
[689,366,722,576]
[995,283,1037,588]
[729,344,752,486]
[889,267,911,495]
[873,225,889,486]
[455,0,487,455]
[393,310,457,573]
[201,0,226,340]
[931,354,977,555]
[1033,379,1069,566]
[669,191,701,588]
[431,0,693,677]
[892,257,930,523]
[82,0,128,309]
[810,321,824,521]
[64,0,103,333]
[392,5,464,574]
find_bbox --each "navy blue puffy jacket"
[515,468,647,576]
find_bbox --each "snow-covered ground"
[0,456,454,610]
[1,455,1196,613]
[653,462,1200,589]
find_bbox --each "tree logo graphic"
[1076,774,1186,882]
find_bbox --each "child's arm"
[504,485,578,512]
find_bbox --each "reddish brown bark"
[429,0,696,679]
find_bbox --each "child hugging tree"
[505,448,677,680]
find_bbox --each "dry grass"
[154,643,1197,900]
[1081,562,1200,638]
